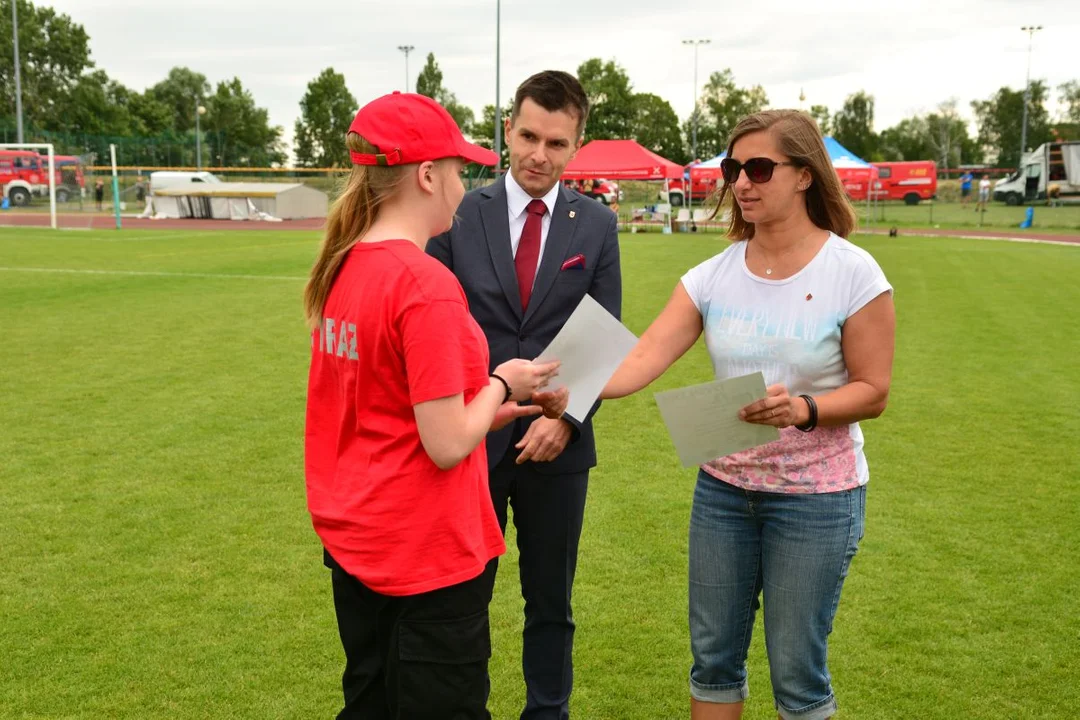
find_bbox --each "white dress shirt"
[506,170,560,263]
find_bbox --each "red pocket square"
[561,254,586,271]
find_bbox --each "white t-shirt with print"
[681,234,892,493]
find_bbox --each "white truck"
[993,141,1080,205]
[149,170,222,192]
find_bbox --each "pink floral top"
[681,235,892,493]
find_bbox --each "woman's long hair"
[303,133,409,329]
[713,110,858,241]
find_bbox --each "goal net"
[0,143,57,229]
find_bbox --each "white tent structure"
[149,182,328,221]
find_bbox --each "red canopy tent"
[562,140,682,232]
[562,139,683,180]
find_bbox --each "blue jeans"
[688,471,866,720]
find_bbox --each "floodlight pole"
[682,39,710,162]
[1019,25,1043,163]
[12,0,24,143]
[397,45,415,93]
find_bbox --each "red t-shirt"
[305,239,505,596]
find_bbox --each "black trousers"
[325,550,497,720]
[489,451,590,720]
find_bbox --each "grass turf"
[1,227,1078,719]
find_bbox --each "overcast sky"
[47,0,1080,157]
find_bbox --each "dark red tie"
[515,199,547,310]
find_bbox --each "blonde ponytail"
[303,133,410,329]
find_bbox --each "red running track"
[861,226,1079,245]
[0,213,325,232]
[1,213,1077,245]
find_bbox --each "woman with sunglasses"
[304,92,566,719]
[604,110,895,720]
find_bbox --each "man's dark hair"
[511,70,590,138]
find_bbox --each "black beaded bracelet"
[795,394,818,432]
[490,373,512,403]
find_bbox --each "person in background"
[959,170,973,208]
[977,173,991,213]
[139,176,156,219]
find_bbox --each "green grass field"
[856,201,1080,233]
[2,227,1079,719]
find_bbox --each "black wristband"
[795,394,818,432]
[490,373,512,403]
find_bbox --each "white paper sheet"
[653,372,780,467]
[534,294,638,422]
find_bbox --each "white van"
[149,171,222,193]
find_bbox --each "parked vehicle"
[0,150,46,206]
[148,170,224,197]
[43,155,87,203]
[994,142,1080,205]
[871,160,938,205]
[567,178,622,205]
[662,174,718,206]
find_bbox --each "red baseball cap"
[348,92,498,167]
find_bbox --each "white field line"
[0,267,306,281]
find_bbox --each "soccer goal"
[0,143,57,229]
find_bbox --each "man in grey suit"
[427,70,621,720]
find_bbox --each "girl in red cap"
[303,92,565,719]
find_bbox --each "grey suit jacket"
[427,176,622,474]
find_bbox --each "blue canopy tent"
[822,136,877,199]
[822,136,872,169]
[689,137,875,200]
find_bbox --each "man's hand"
[531,387,569,419]
[515,416,573,464]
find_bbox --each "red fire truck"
[663,174,718,206]
[565,178,623,205]
[0,150,47,206]
[44,155,86,202]
[0,151,87,205]
[870,160,937,205]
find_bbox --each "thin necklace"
[759,231,815,276]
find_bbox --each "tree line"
[3,0,1078,169]
[815,83,1080,170]
[0,0,285,166]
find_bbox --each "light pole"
[682,39,710,162]
[397,45,415,93]
[12,0,24,143]
[494,0,502,173]
[195,102,206,169]
[1019,25,1043,162]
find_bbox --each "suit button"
[519,334,527,342]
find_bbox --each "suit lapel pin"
[569,211,576,219]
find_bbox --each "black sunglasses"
[720,157,798,184]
